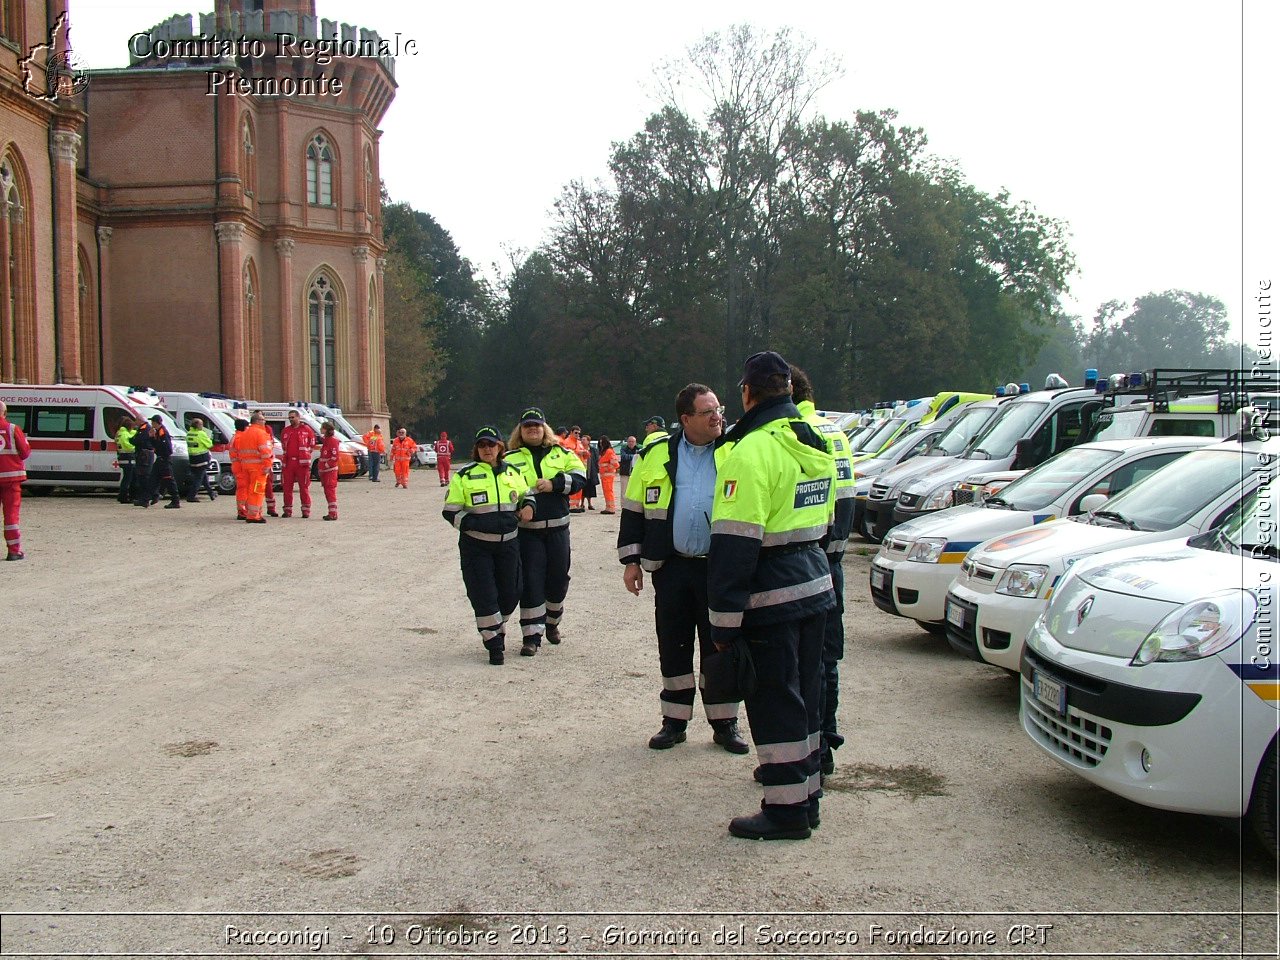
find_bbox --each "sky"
[71,1,1275,349]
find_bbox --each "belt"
[674,552,707,560]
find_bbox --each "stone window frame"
[305,267,346,406]
[305,132,335,208]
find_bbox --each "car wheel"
[217,472,237,493]
[1248,736,1278,859]
[916,620,947,637]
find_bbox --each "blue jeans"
[369,454,381,481]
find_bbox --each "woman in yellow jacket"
[443,426,535,665]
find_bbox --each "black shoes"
[728,808,811,841]
[712,721,750,755]
[489,648,504,665]
[821,751,835,776]
[545,625,561,645]
[807,799,821,829]
[267,509,279,517]
[648,722,687,750]
[520,642,538,657]
[5,550,23,561]
[164,501,180,509]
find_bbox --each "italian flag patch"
[722,479,737,500]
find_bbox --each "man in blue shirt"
[618,384,748,754]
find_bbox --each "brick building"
[2,0,395,431]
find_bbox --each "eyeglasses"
[691,406,726,420]
[476,439,499,448]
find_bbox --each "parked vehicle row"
[863,371,1279,856]
[0,384,372,493]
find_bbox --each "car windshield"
[850,416,905,454]
[879,427,933,462]
[1092,449,1247,532]
[994,447,1120,511]
[326,412,362,440]
[930,405,998,457]
[1087,407,1145,443]
[1215,489,1280,559]
[968,401,1048,460]
[141,407,185,437]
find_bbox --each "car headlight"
[996,563,1050,598]
[1131,589,1257,666]
[921,484,954,510]
[907,537,948,563]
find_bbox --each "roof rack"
[1094,368,1280,414]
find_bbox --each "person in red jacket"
[434,430,455,486]
[0,400,32,560]
[280,409,316,518]
[318,422,341,520]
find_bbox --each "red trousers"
[2,481,21,554]
[281,461,312,516]
[436,457,451,485]
[321,471,338,518]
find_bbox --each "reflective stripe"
[466,504,501,514]
[662,702,694,721]
[521,623,543,637]
[747,574,833,610]
[709,609,743,628]
[825,541,847,557]
[644,507,670,520]
[703,702,740,720]
[836,486,856,500]
[618,544,641,562]
[622,498,643,512]
[640,558,665,572]
[0,471,24,480]
[475,613,502,629]
[712,518,765,541]
[520,515,570,529]
[757,738,812,764]
[662,673,696,691]
[808,731,822,752]
[762,781,812,805]
[479,626,502,641]
[521,604,547,619]
[464,529,517,542]
[761,524,827,546]
[807,772,822,795]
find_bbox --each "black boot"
[712,720,750,755]
[545,624,561,645]
[648,720,687,750]
[728,805,811,841]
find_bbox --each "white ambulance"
[0,384,188,491]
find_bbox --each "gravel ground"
[1,473,1275,958]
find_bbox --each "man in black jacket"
[147,415,182,509]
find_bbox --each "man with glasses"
[618,384,748,755]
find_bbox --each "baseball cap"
[149,414,163,424]
[520,406,546,425]
[643,415,665,429]
[739,350,791,387]
[475,425,502,444]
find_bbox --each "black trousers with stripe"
[742,611,825,823]
[653,555,738,727]
[518,525,571,643]
[459,535,522,651]
[821,555,846,756]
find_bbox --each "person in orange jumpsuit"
[0,400,33,560]
[362,424,386,482]
[229,418,249,520]
[434,430,454,487]
[318,422,341,520]
[597,434,619,514]
[232,413,273,522]
[391,428,416,488]
[567,425,588,512]
[261,420,280,517]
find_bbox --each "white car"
[414,443,437,467]
[870,436,1215,633]
[1020,488,1279,856]
[945,435,1280,672]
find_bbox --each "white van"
[293,400,370,476]
[0,384,188,490]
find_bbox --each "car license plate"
[1033,671,1067,715]
[871,567,886,590]
[945,600,966,628]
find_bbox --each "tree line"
[380,26,1246,439]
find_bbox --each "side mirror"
[1011,437,1037,470]
[1079,494,1108,514]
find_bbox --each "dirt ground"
[1,471,1275,958]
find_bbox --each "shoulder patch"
[722,479,737,501]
